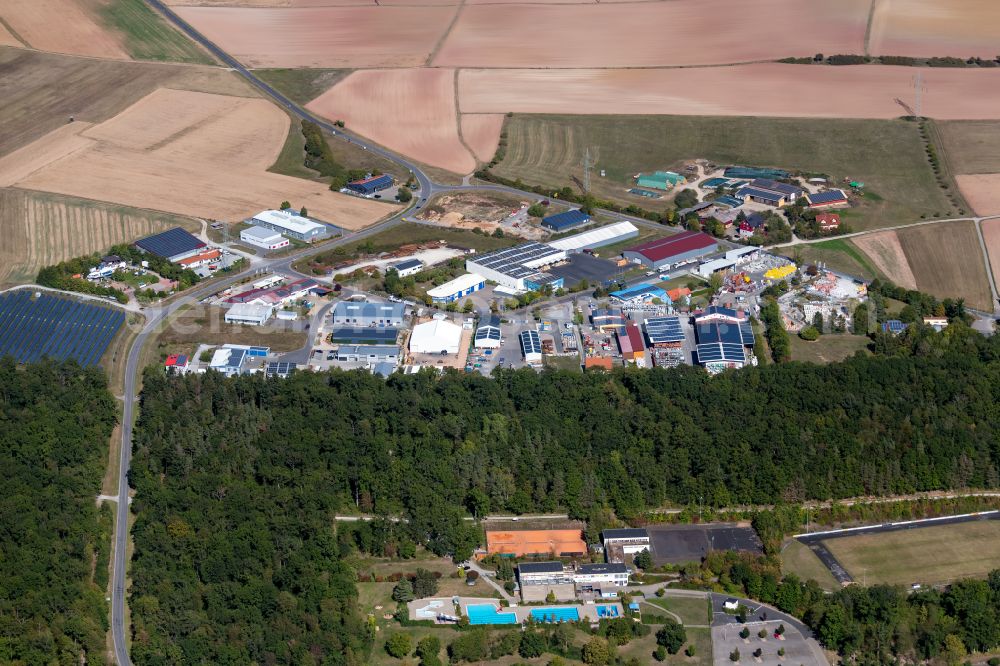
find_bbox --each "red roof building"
[816,213,841,231]
[622,230,716,268]
[617,323,646,362]
[164,354,189,372]
[177,248,221,267]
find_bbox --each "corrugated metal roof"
[547,222,638,251]
[542,208,590,230]
[625,230,715,263]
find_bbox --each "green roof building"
[635,171,685,190]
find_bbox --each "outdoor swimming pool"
[530,607,580,623]
[596,605,620,618]
[467,604,517,625]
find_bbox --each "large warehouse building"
[466,242,565,292]
[623,231,716,269]
[134,227,207,263]
[332,301,405,327]
[410,319,463,355]
[547,222,639,253]
[250,209,330,242]
[541,209,590,231]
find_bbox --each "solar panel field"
[0,290,125,366]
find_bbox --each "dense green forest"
[0,359,118,665]
[126,322,1000,662]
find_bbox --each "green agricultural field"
[100,0,214,64]
[781,540,840,591]
[492,115,952,229]
[255,68,350,106]
[822,520,1000,587]
[789,334,870,365]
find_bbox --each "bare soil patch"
[416,192,537,237]
[1,0,129,59]
[981,218,1000,292]
[854,230,917,290]
[460,114,504,164]
[458,65,1000,120]
[435,0,868,68]
[173,5,453,67]
[307,68,475,174]
[9,88,393,228]
[868,0,1000,59]
[956,175,1000,217]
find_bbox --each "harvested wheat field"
[0,48,257,158]
[956,175,1000,217]
[981,219,1000,291]
[854,231,918,290]
[5,88,393,228]
[868,0,1000,59]
[458,65,1000,119]
[173,5,453,67]
[0,21,23,47]
[308,68,476,174]
[0,0,129,59]
[434,0,868,68]
[896,221,993,310]
[0,188,199,287]
[935,120,1000,175]
[461,114,505,164]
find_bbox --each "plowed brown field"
[868,0,1000,59]
[307,68,476,174]
[3,88,393,228]
[434,0,868,68]
[1,0,128,59]
[461,114,504,164]
[956,175,1000,217]
[172,5,453,67]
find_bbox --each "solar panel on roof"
[645,316,685,344]
[134,227,206,259]
[697,342,746,364]
[808,190,847,204]
[519,330,542,355]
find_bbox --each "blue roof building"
[883,319,908,335]
[609,285,668,303]
[542,209,590,231]
[134,227,206,262]
[346,174,393,195]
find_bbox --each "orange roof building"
[667,287,692,302]
[177,248,221,267]
[485,528,587,558]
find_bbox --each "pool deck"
[408,596,623,624]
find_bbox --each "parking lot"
[712,617,818,666]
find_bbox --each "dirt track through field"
[6,88,394,228]
[854,231,917,289]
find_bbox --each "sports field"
[0,188,199,287]
[822,520,1000,586]
[781,540,840,591]
[491,115,951,227]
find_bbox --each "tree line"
[0,359,118,665]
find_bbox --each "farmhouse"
[542,209,590,231]
[332,301,405,327]
[816,213,842,231]
[390,258,424,277]
[346,174,393,196]
[547,222,639,253]
[519,329,543,365]
[410,319,463,355]
[250,209,329,242]
[474,315,502,349]
[738,212,767,239]
[426,273,486,303]
[602,528,651,564]
[735,179,803,208]
[164,354,189,374]
[466,242,565,292]
[224,302,274,326]
[635,171,685,190]
[806,189,849,209]
[240,226,289,250]
[623,231,715,269]
[134,227,207,263]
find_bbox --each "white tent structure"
[409,319,463,355]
